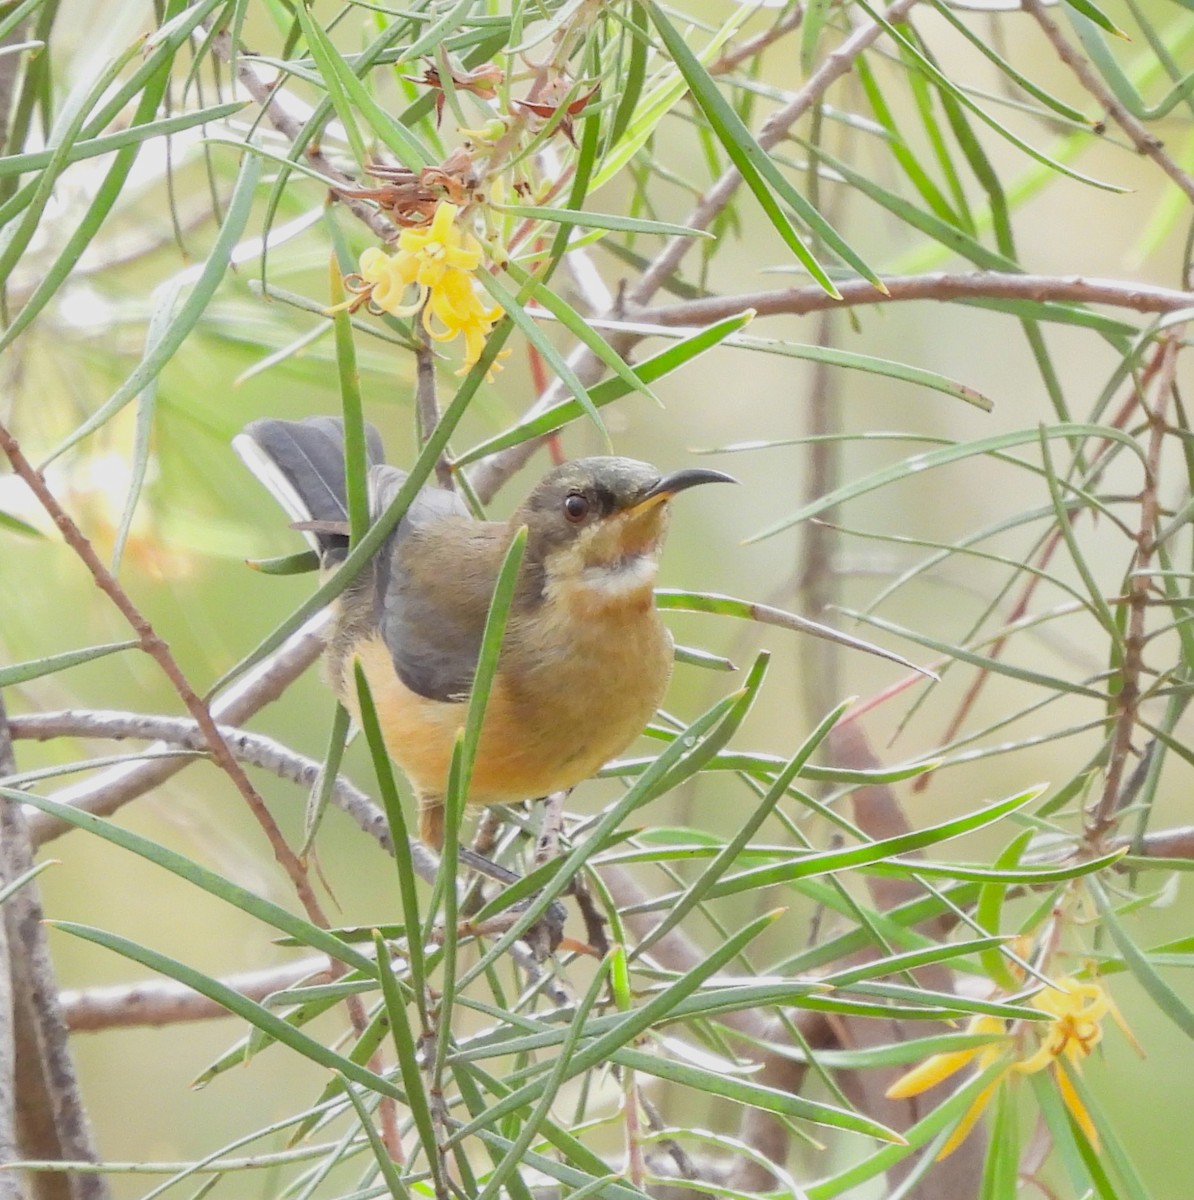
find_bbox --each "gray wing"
[369,466,499,703]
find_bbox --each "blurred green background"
[4,0,1194,1196]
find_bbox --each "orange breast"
[339,592,672,806]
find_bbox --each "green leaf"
[45,149,263,463]
[0,100,248,179]
[0,509,42,538]
[373,934,440,1186]
[646,0,884,297]
[246,550,321,575]
[8,788,376,976]
[50,921,405,1102]
[746,422,1148,543]
[0,858,56,906]
[495,203,713,239]
[729,332,993,410]
[1090,877,1194,1040]
[1063,0,1130,40]
[353,666,428,1009]
[655,588,936,679]
[453,309,754,466]
[0,639,139,687]
[633,785,1045,907]
[614,1043,902,1141]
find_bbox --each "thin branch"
[708,4,805,75]
[208,31,395,241]
[415,324,453,490]
[469,0,922,500]
[1088,334,1179,838]
[0,698,110,1200]
[25,617,327,847]
[60,959,329,1033]
[0,424,333,929]
[1024,0,1194,208]
[6,708,406,862]
[1117,825,1194,859]
[0,723,20,1200]
[644,273,1194,326]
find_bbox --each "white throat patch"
[579,554,659,597]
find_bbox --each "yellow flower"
[886,1015,1009,1160]
[357,201,505,375]
[886,977,1130,1159]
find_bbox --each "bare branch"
[7,708,396,860]
[60,959,329,1034]
[0,698,110,1200]
[469,0,923,500]
[24,617,327,847]
[0,425,335,925]
[1089,335,1179,839]
[1024,0,1194,210]
[208,31,395,241]
[1117,825,1194,859]
[645,273,1194,326]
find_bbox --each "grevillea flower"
[886,977,1132,1159]
[357,201,505,375]
[886,1014,1009,1159]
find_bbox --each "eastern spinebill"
[235,417,735,848]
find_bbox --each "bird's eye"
[563,492,589,523]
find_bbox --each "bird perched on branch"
[236,416,735,848]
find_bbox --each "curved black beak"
[624,465,739,518]
[647,467,738,499]
[621,466,737,518]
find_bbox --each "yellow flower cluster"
[886,977,1131,1159]
[358,202,504,376]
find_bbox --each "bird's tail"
[234,417,386,557]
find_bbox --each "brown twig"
[1088,334,1180,838]
[469,0,923,502]
[708,4,805,75]
[1023,0,1194,208]
[6,708,399,861]
[469,268,1194,501]
[60,959,330,1033]
[24,619,326,847]
[0,428,375,1068]
[208,31,395,241]
[645,272,1194,325]
[0,698,110,1200]
[0,422,331,924]
[1116,825,1194,859]
[414,325,454,491]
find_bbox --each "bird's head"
[513,456,736,607]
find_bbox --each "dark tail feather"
[234,417,385,556]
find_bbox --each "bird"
[235,416,736,849]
